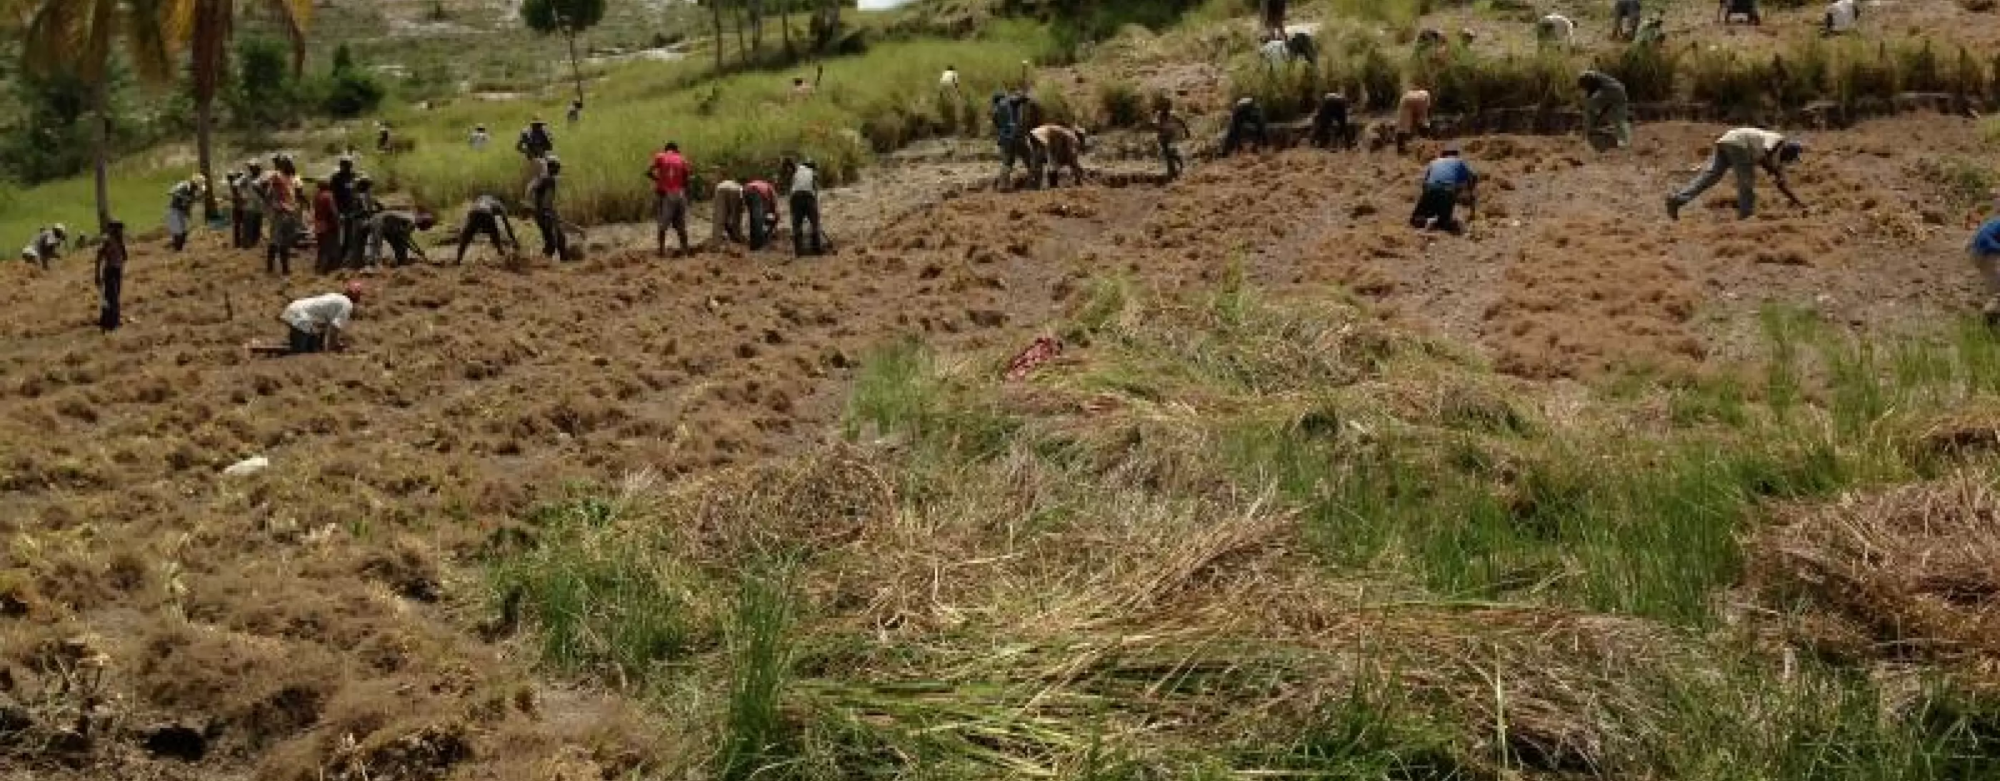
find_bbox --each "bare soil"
[1,109,1991,778]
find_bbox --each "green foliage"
[1416,50,1569,114]
[720,570,798,781]
[1686,49,1773,117]
[521,0,609,34]
[0,70,100,184]
[1094,80,1144,128]
[487,491,697,685]
[321,69,386,119]
[1595,41,1680,104]
[1355,42,1401,111]
[1898,39,1946,93]
[227,36,295,130]
[1831,41,1900,107]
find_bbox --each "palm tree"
[7,0,190,231]
[189,0,310,221]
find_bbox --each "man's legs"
[232,206,244,248]
[1728,145,1759,219]
[1668,145,1731,217]
[672,195,691,252]
[287,326,322,355]
[803,195,822,254]
[456,217,479,264]
[244,211,263,248]
[790,193,809,255]
[1611,101,1633,148]
[99,264,121,332]
[1410,187,1453,228]
[1972,250,2000,321]
[365,222,386,268]
[654,193,669,254]
[748,196,770,249]
[537,210,560,257]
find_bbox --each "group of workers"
[217,153,438,275]
[989,85,1092,192]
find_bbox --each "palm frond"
[256,0,312,74]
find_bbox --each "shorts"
[655,192,689,229]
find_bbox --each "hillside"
[4,1,2000,780]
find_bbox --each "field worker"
[94,220,127,332]
[165,173,206,252]
[279,281,364,355]
[1824,0,1858,35]
[470,125,490,150]
[1536,14,1575,51]
[744,177,779,251]
[648,141,693,257]
[1721,0,1761,25]
[1579,70,1632,149]
[528,154,567,259]
[375,121,392,153]
[712,176,746,245]
[328,155,360,262]
[567,99,583,125]
[1666,127,1805,220]
[517,117,554,161]
[1152,102,1192,179]
[1221,97,1268,156]
[311,179,340,273]
[227,173,246,248]
[791,77,815,98]
[1029,124,1088,188]
[366,209,435,267]
[939,64,961,102]
[790,159,824,257]
[1260,0,1286,40]
[455,195,519,264]
[21,223,65,269]
[1312,91,1354,150]
[241,161,267,249]
[1612,0,1642,40]
[345,174,383,266]
[1411,142,1478,233]
[1967,191,2000,323]
[992,92,1028,190]
[1286,31,1318,65]
[264,154,302,275]
[1396,88,1433,154]
[1415,27,1447,51]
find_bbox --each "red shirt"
[744,180,777,204]
[313,189,339,233]
[651,151,690,195]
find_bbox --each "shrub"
[1948,47,1988,98]
[1595,42,1680,104]
[1898,39,1946,93]
[1687,50,1773,116]
[1771,43,1832,108]
[1831,41,1900,107]
[1095,80,1145,128]
[1354,43,1401,111]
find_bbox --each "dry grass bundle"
[1745,476,2000,671]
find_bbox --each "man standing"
[264,154,301,275]
[20,224,65,269]
[712,175,746,246]
[789,159,823,257]
[241,161,267,249]
[470,125,491,150]
[165,174,206,252]
[1666,127,1805,220]
[455,195,519,264]
[1221,97,1268,156]
[94,220,127,332]
[648,141,693,257]
[278,281,364,355]
[744,178,779,251]
[1721,0,1761,25]
[517,118,555,161]
[1579,70,1632,150]
[939,65,961,104]
[1396,88,1433,154]
[1410,142,1478,234]
[375,121,393,153]
[1613,0,1643,40]
[1967,190,2000,324]
[993,92,1027,191]
[227,173,246,249]
[1152,102,1192,179]
[529,154,567,260]
[328,155,360,264]
[567,99,583,125]
[312,179,341,274]
[1536,13,1576,51]
[1311,91,1353,150]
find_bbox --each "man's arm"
[325,325,344,352]
[500,214,519,247]
[92,248,104,289]
[1762,159,1806,207]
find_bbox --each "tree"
[809,0,840,52]
[521,0,605,108]
[6,0,189,231]
[188,0,311,222]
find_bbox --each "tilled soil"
[1,113,1990,779]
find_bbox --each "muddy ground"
[0,111,1992,779]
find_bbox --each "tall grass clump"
[1094,80,1145,128]
[1594,42,1680,104]
[487,488,698,687]
[720,570,798,781]
[1686,49,1774,117]
[1831,40,1901,107]
[1416,50,1570,114]
[1325,0,1429,31]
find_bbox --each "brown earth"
[0,108,1992,778]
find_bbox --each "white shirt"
[1261,39,1290,63]
[1538,14,1575,42]
[790,165,817,196]
[939,69,959,89]
[282,293,354,332]
[1720,127,1786,154]
[470,131,489,150]
[1827,0,1858,31]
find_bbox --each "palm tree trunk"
[196,93,218,222]
[713,0,725,74]
[781,0,792,58]
[94,82,113,232]
[565,28,586,106]
[734,3,748,67]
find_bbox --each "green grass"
[721,568,797,781]
[0,165,189,250]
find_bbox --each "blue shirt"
[1423,157,1475,190]
[1975,218,2000,256]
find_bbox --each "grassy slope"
[492,279,2000,778]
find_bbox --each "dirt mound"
[1744,476,2000,675]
